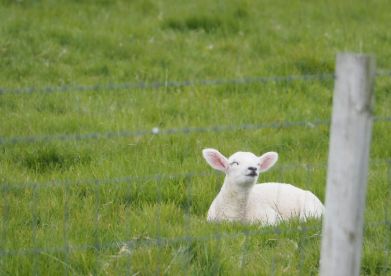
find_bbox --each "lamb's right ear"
[202,148,228,172]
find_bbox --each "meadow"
[0,0,390,274]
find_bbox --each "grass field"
[1,0,391,274]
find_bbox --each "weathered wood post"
[320,53,376,276]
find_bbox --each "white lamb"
[203,148,324,225]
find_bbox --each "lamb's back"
[246,182,324,221]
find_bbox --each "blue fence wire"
[0,119,330,145]
[0,217,389,257]
[1,117,390,146]
[0,73,335,95]
[0,70,390,96]
[0,225,322,257]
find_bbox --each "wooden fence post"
[320,53,376,276]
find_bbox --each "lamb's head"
[202,148,278,186]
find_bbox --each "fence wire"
[2,159,390,191]
[1,70,390,96]
[1,117,390,146]
[0,119,329,145]
[0,224,323,257]
[0,73,335,95]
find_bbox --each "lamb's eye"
[230,161,239,166]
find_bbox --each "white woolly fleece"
[203,148,324,225]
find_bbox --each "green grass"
[1,0,391,274]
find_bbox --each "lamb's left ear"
[258,152,278,172]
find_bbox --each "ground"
[0,0,390,274]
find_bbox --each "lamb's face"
[202,148,278,187]
[226,152,261,186]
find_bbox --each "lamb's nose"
[248,167,257,171]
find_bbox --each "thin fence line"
[0,73,335,95]
[2,159,389,191]
[2,116,391,146]
[0,118,330,145]
[0,70,390,96]
[0,218,388,258]
[0,225,324,257]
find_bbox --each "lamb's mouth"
[246,172,258,177]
